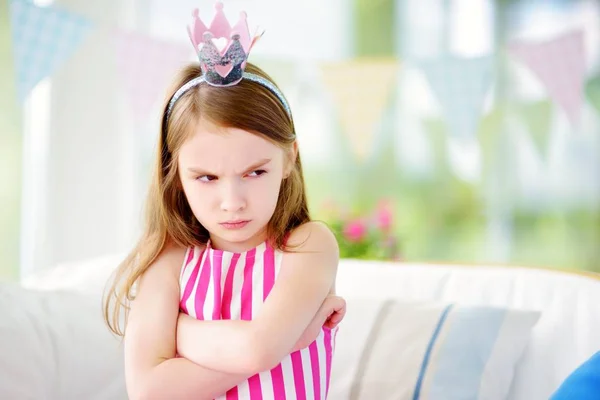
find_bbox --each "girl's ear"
[284,141,298,178]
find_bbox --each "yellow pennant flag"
[320,60,399,161]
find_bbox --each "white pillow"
[329,297,540,400]
[0,283,126,400]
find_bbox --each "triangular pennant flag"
[320,60,399,162]
[9,0,92,101]
[114,30,192,123]
[419,55,493,140]
[508,30,585,127]
[515,100,552,159]
[585,75,600,114]
[477,106,505,178]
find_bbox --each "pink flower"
[375,200,394,232]
[343,219,367,242]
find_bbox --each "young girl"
[103,3,345,399]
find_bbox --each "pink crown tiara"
[187,2,262,86]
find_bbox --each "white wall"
[22,0,143,276]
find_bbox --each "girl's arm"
[124,243,250,400]
[177,293,345,364]
[176,221,339,374]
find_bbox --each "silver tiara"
[166,72,292,119]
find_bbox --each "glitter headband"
[166,2,292,119]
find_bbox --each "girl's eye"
[197,175,217,182]
[247,169,267,177]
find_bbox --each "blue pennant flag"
[9,0,92,101]
[419,55,494,139]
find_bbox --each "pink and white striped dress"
[179,239,338,400]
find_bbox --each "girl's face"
[178,118,293,252]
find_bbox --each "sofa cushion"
[330,297,539,400]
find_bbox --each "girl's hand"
[323,295,346,330]
[292,295,346,352]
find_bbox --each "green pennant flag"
[477,107,505,178]
[517,100,552,160]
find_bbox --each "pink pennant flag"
[508,30,586,127]
[114,30,192,122]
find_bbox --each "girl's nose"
[220,181,246,212]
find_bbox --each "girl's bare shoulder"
[147,241,206,282]
[286,220,338,253]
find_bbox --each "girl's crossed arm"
[176,221,339,374]
[124,243,250,400]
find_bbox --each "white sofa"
[333,260,600,400]
[2,256,598,399]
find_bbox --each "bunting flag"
[9,0,92,101]
[419,55,494,140]
[477,106,507,182]
[114,29,192,123]
[515,100,552,159]
[508,30,586,127]
[320,60,399,161]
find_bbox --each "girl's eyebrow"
[239,158,272,174]
[187,158,272,176]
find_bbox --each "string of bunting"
[7,0,593,156]
[9,0,192,121]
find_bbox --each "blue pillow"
[551,352,600,400]
[332,300,541,400]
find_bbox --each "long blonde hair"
[103,63,310,336]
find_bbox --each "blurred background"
[1,0,599,281]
